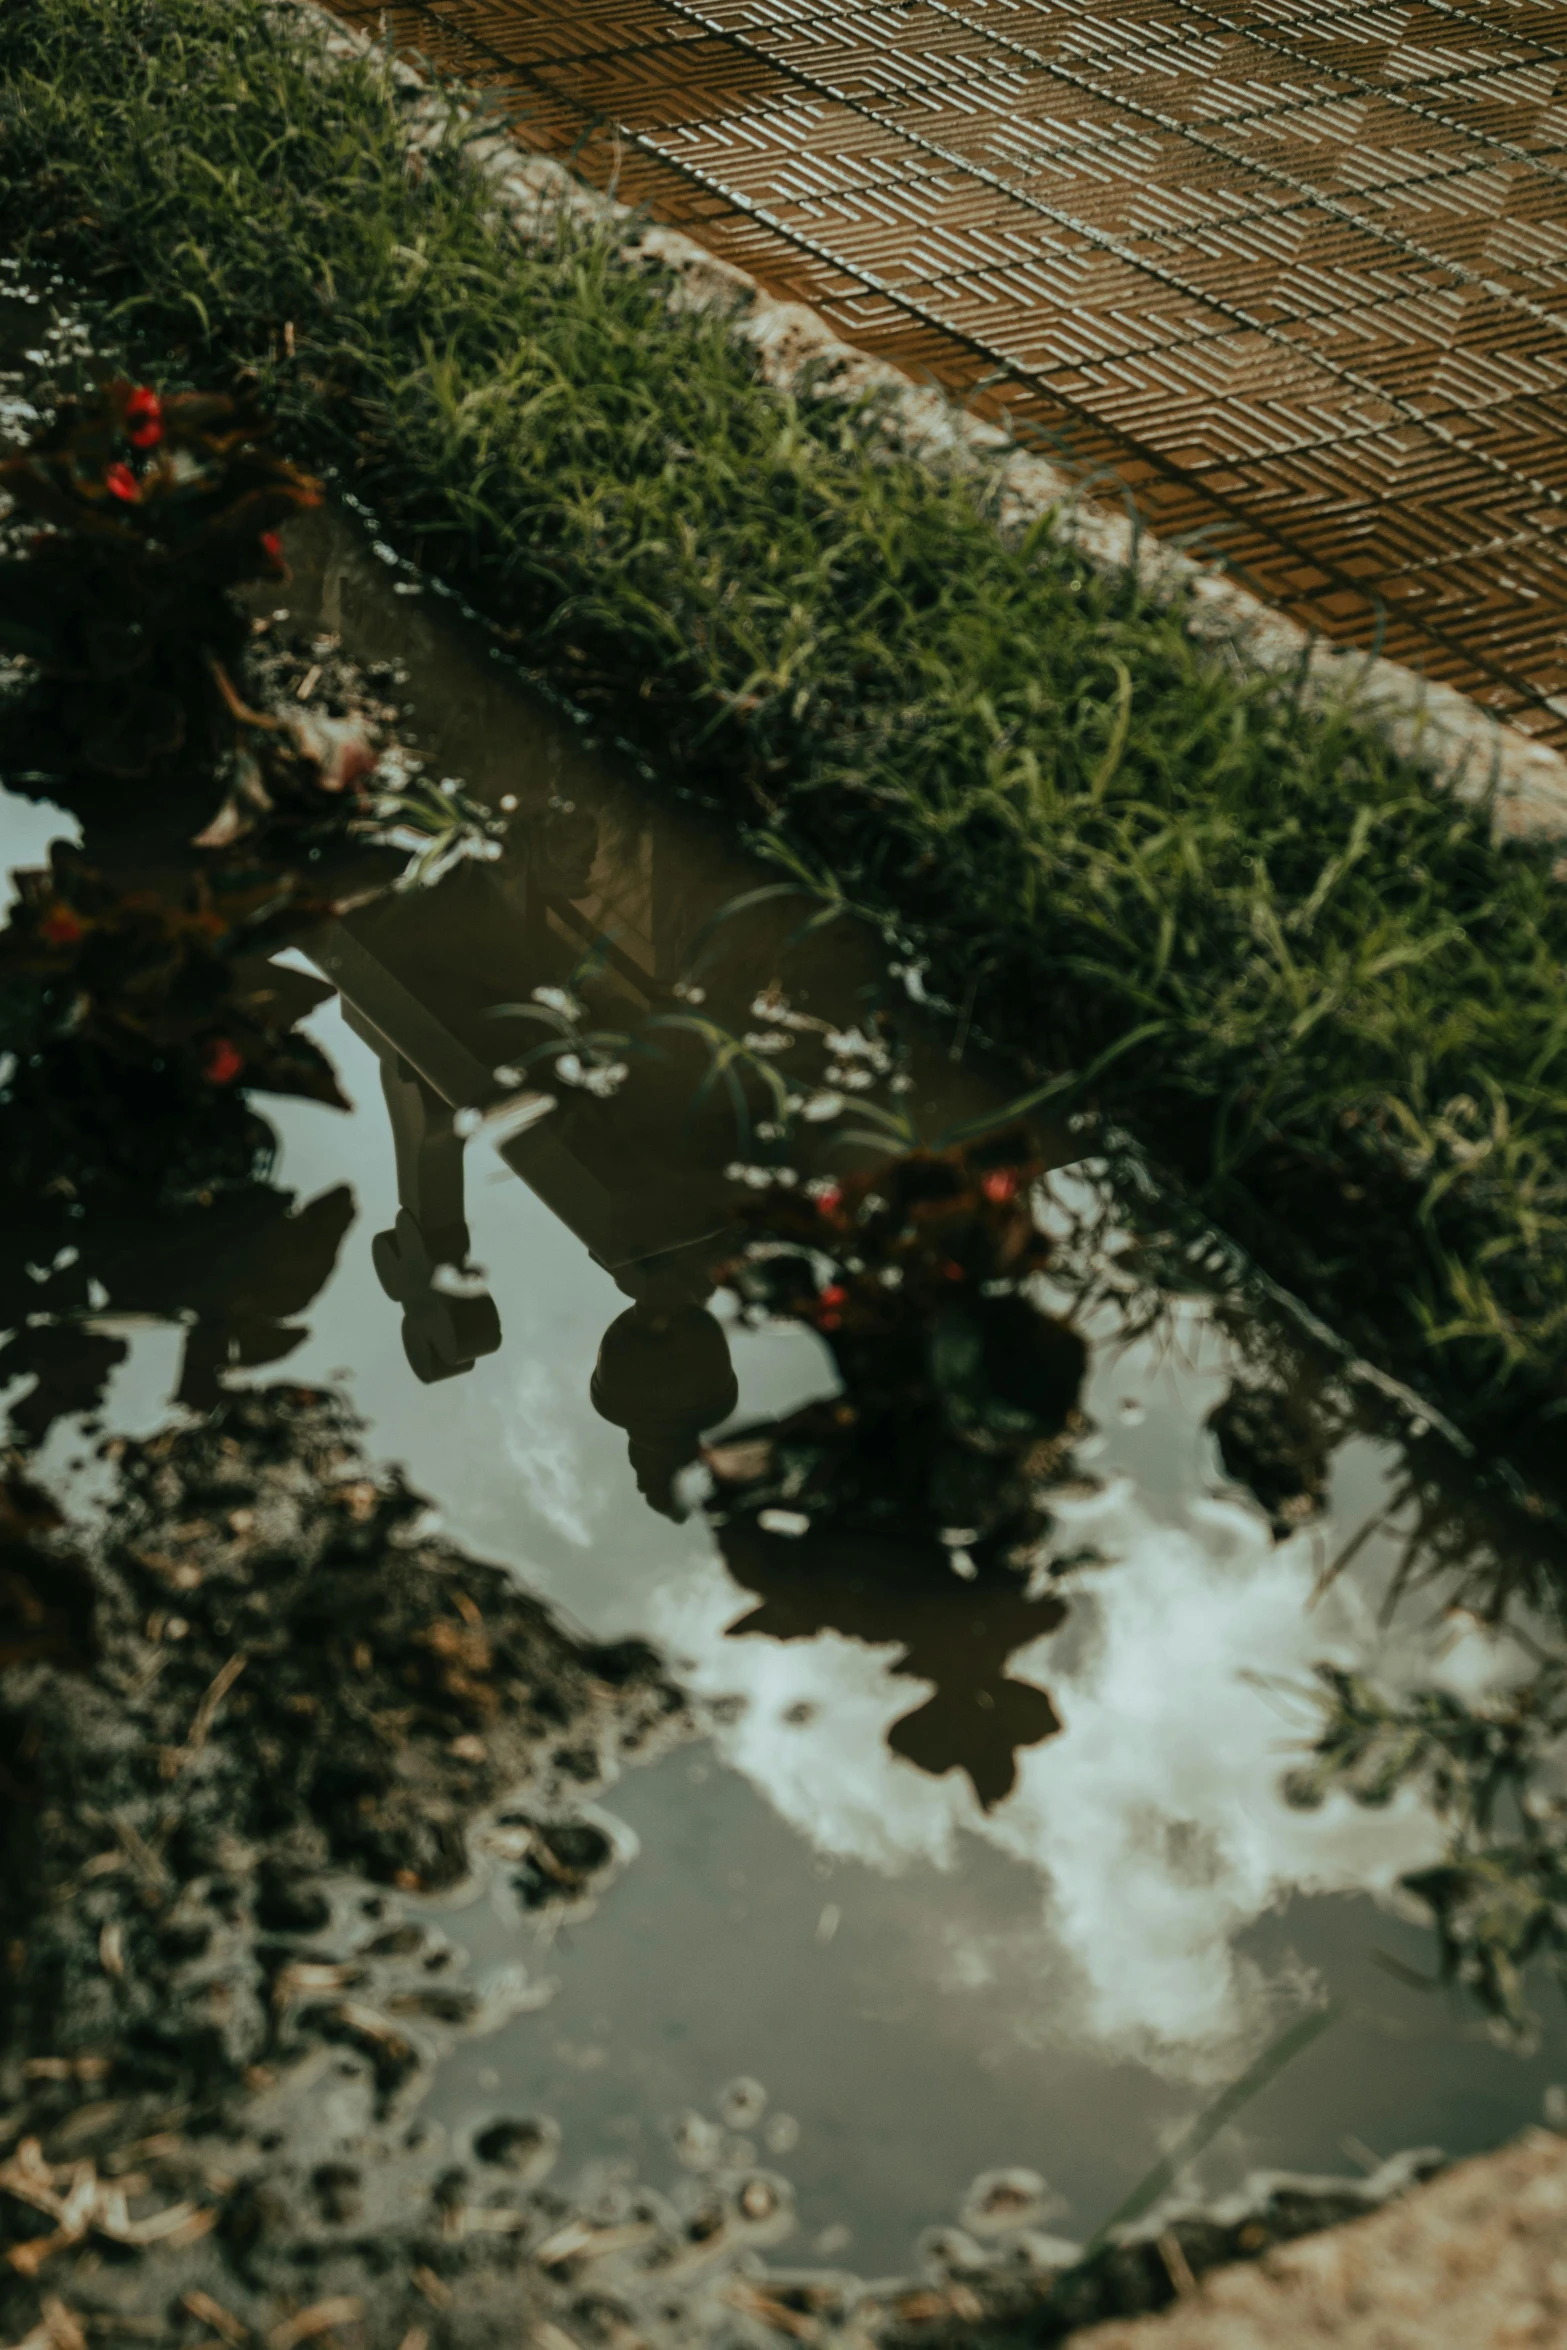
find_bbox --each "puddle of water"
[225,508,1567,2259]
[4,285,1567,2294]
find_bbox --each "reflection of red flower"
[814,1186,842,1217]
[200,1037,245,1087]
[981,1169,1018,1202]
[818,1285,847,1308]
[125,386,163,450]
[941,1260,964,1281]
[259,530,284,570]
[38,908,84,948]
[105,462,139,503]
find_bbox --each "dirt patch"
[0,1382,1458,2350]
[0,1385,699,2347]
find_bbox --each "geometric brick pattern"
[330,0,1567,745]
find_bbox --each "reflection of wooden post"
[588,1236,738,1518]
[378,1052,469,1269]
[362,1048,501,1386]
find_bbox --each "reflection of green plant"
[0,376,394,852]
[0,847,345,1105]
[0,1175,355,1444]
[370,770,509,891]
[1284,1662,1555,1825]
[0,846,346,1199]
[0,378,320,788]
[709,1129,1085,1543]
[1285,1658,1567,2039]
[487,980,634,1100]
[643,991,893,1152]
[1082,2001,1339,2255]
[1036,1146,1567,1613]
[655,867,1136,1163]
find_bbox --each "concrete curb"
[1065,2127,1567,2348]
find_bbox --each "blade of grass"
[1081,2001,1340,2257]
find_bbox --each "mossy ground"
[2,0,1566,1478]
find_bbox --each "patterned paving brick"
[331,0,1567,741]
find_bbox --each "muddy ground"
[0,1391,1444,2350]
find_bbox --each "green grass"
[4,0,1567,1479]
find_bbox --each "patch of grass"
[3,0,1567,1476]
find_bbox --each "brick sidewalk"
[334,0,1567,750]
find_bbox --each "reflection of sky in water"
[3,771,1559,2266]
[651,1485,1447,2072]
[228,1000,1566,2267]
[0,789,77,902]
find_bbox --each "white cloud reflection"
[501,1360,598,1547]
[652,1480,1455,2082]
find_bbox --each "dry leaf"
[721,2284,819,2342]
[181,2289,249,2345]
[266,2299,364,2350]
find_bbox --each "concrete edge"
[1063,2126,1567,2346]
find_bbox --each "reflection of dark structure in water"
[275,626,1099,1808]
[701,1140,1088,1806]
[317,790,1089,1807]
[361,1043,501,1383]
[591,1261,738,1519]
[0,1179,354,1443]
[324,799,744,1411]
[719,1515,1066,1809]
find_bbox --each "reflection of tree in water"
[716,1515,1067,1809]
[1284,1654,1567,2045]
[1075,1203,1567,2044]
[0,949,352,1428]
[685,1135,1086,1806]
[0,1178,354,1443]
[0,887,356,1446]
[1207,1371,1334,1539]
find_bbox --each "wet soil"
[0,1389,698,2346]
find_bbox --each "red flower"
[818,1284,848,1308]
[814,1186,842,1217]
[981,1169,1018,1202]
[259,530,285,571]
[200,1036,245,1087]
[105,462,140,503]
[38,907,84,948]
[941,1259,965,1281]
[125,386,163,450]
